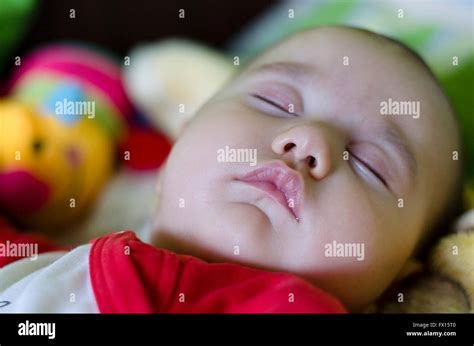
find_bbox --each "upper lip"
[237,161,303,221]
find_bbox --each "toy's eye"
[32,139,44,154]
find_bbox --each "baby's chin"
[152,199,383,312]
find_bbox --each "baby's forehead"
[254,26,411,67]
[244,31,412,96]
[244,27,450,116]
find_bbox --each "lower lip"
[240,180,298,220]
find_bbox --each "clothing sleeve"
[0,245,99,313]
[0,217,98,313]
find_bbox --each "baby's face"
[153,27,459,311]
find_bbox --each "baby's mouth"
[236,161,303,221]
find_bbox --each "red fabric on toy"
[90,231,347,313]
[119,127,171,170]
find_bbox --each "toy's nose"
[0,171,50,215]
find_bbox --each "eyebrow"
[381,124,418,180]
[245,61,315,84]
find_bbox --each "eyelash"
[251,94,298,116]
[347,149,388,188]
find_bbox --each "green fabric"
[0,0,36,75]
[396,25,437,52]
[440,57,474,182]
[236,1,357,64]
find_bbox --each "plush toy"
[54,40,232,244]
[124,39,235,139]
[55,39,230,244]
[378,207,474,313]
[0,44,132,234]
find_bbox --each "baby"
[150,25,463,311]
[0,26,463,313]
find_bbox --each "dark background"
[18,0,271,56]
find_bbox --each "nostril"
[307,156,317,168]
[284,143,296,152]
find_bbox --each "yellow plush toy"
[0,100,114,233]
[379,205,474,313]
[0,44,131,234]
[428,209,474,312]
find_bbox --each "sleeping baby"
[0,25,463,313]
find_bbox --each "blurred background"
[0,0,272,78]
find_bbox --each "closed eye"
[348,149,388,189]
[251,94,298,116]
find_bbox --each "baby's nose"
[271,122,336,180]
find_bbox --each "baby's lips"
[239,161,304,220]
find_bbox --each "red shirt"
[90,231,346,313]
[0,218,346,313]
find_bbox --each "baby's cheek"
[359,219,416,299]
[307,184,406,300]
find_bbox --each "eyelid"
[347,147,390,192]
[250,83,304,115]
[251,93,299,116]
[349,150,388,188]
